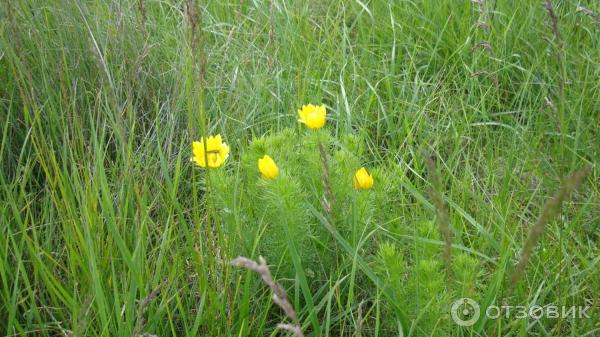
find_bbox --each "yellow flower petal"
[353,167,374,190]
[298,106,308,124]
[191,135,229,168]
[192,140,205,167]
[206,134,221,151]
[258,155,279,179]
[298,103,326,129]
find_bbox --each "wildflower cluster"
[189,104,388,281]
[189,104,482,336]
[191,104,374,191]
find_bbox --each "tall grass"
[1,0,598,336]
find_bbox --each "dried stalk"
[231,256,304,337]
[137,0,147,28]
[576,5,600,25]
[355,300,365,337]
[277,323,305,337]
[542,0,565,97]
[133,283,162,337]
[185,0,206,86]
[470,0,498,86]
[543,0,562,46]
[509,166,591,293]
[471,0,489,30]
[424,154,453,278]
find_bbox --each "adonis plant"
[188,105,487,336]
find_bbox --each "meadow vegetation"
[1,0,598,336]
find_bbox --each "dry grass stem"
[576,5,600,25]
[133,283,162,337]
[185,0,206,85]
[137,0,147,28]
[277,323,305,337]
[543,0,562,45]
[542,0,566,97]
[424,154,453,278]
[231,256,304,337]
[355,300,365,337]
[509,165,591,293]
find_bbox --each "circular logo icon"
[451,298,480,327]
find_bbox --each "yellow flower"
[191,134,230,168]
[258,155,279,179]
[298,104,326,129]
[353,167,374,190]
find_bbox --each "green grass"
[1,0,599,336]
